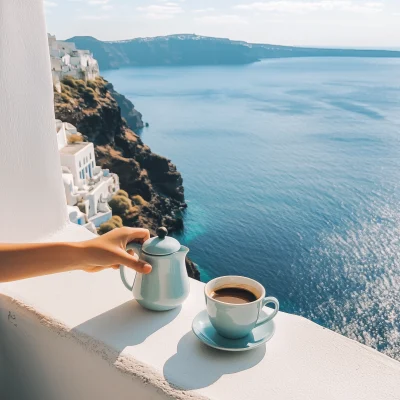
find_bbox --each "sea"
[103,57,400,360]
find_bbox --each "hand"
[79,227,152,274]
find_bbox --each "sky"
[44,0,400,47]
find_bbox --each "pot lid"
[142,227,181,256]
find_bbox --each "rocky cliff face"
[106,82,144,131]
[54,76,199,280]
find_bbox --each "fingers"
[128,258,152,274]
[120,227,150,244]
[117,249,152,274]
[127,249,139,260]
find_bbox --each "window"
[92,162,95,168]
[79,161,81,168]
[90,153,92,159]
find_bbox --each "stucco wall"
[0,320,5,398]
[59,143,95,184]
[0,0,68,242]
[0,301,172,400]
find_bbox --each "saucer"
[192,310,275,352]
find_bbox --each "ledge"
[1,224,400,400]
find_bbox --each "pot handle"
[119,242,142,292]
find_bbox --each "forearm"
[0,242,84,282]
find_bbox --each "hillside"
[54,76,199,280]
[67,34,400,70]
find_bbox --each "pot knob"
[156,227,168,239]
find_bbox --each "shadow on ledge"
[163,332,266,390]
[72,300,181,357]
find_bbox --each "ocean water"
[103,58,400,360]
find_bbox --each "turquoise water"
[103,58,400,360]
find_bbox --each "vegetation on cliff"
[54,76,200,280]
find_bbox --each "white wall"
[0,0,68,243]
[0,319,5,398]
[60,143,95,184]
[62,173,79,205]
[0,299,172,400]
[57,41,76,52]
[56,124,68,150]
[50,57,62,71]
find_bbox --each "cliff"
[54,76,199,280]
[106,82,144,131]
[66,35,259,69]
[66,34,400,70]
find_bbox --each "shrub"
[128,206,140,215]
[132,195,147,206]
[116,189,129,198]
[110,215,123,227]
[61,83,71,93]
[87,80,97,90]
[76,79,87,88]
[95,77,106,86]
[109,195,132,216]
[95,77,108,94]
[98,215,123,235]
[60,93,70,103]
[98,222,114,235]
[62,76,77,88]
[68,134,83,144]
[83,87,97,105]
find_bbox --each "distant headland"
[66,34,400,70]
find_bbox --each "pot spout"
[176,245,189,258]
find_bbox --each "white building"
[57,120,119,230]
[48,33,99,89]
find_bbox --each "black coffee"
[211,287,258,304]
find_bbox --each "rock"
[54,76,200,280]
[186,257,200,281]
[105,82,144,131]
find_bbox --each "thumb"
[118,249,152,274]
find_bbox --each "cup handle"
[119,242,142,292]
[256,296,279,326]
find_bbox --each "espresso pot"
[120,227,190,311]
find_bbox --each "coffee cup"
[204,276,279,339]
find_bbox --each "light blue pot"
[120,227,190,311]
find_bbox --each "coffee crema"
[210,287,258,304]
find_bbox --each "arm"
[0,227,152,283]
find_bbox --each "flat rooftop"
[59,142,92,155]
